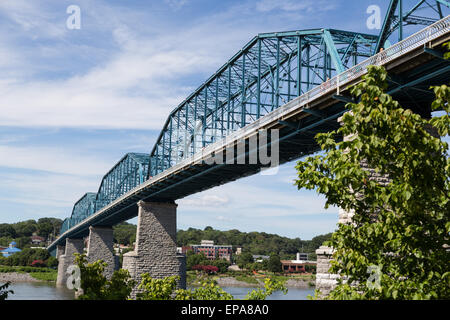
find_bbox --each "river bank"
[187,271,316,289]
[0,272,42,283]
[214,276,314,288]
[1,269,316,289]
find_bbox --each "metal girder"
[376,0,450,53]
[60,153,149,235]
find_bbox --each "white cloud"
[179,194,230,208]
[164,0,189,10]
[0,145,111,176]
[255,0,337,13]
[0,0,339,130]
[0,171,99,210]
[0,0,66,39]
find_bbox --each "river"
[4,282,315,300]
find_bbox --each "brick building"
[187,240,233,262]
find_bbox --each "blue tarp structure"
[1,241,21,257]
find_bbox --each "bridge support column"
[86,226,117,279]
[56,238,84,287]
[56,244,65,260]
[123,201,186,299]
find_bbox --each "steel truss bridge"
[49,1,450,253]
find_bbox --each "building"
[252,255,269,263]
[190,240,233,262]
[30,235,46,245]
[1,241,22,257]
[281,253,316,273]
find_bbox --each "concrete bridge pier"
[56,237,84,287]
[86,226,117,279]
[123,200,186,299]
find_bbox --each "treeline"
[113,224,331,260]
[177,226,332,260]
[0,218,63,248]
[0,248,58,268]
[1,218,331,262]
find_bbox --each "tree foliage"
[113,222,136,245]
[0,248,51,266]
[267,254,282,273]
[73,253,135,300]
[295,63,450,299]
[177,226,306,257]
[137,275,286,301]
[0,282,13,300]
[74,255,286,300]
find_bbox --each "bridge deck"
[48,16,450,252]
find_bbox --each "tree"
[0,224,17,238]
[0,282,13,300]
[210,258,230,273]
[113,222,136,245]
[13,220,37,237]
[46,256,58,268]
[236,252,254,269]
[186,251,208,270]
[137,276,286,301]
[37,222,53,239]
[73,256,287,300]
[294,63,450,299]
[267,254,282,273]
[73,253,135,300]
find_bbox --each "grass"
[234,275,259,285]
[28,271,57,282]
[0,265,57,282]
[187,269,316,286]
[0,266,55,273]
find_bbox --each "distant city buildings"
[181,240,233,262]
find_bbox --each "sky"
[0,0,446,240]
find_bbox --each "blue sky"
[0,0,446,240]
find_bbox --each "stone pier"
[123,201,186,299]
[56,238,84,287]
[86,226,117,279]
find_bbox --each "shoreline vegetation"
[0,267,315,289]
[187,271,315,288]
[0,266,57,282]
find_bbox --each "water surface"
[4,282,314,300]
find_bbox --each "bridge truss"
[149,29,378,178]
[377,0,450,51]
[56,1,449,237]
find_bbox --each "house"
[30,235,46,245]
[252,255,270,263]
